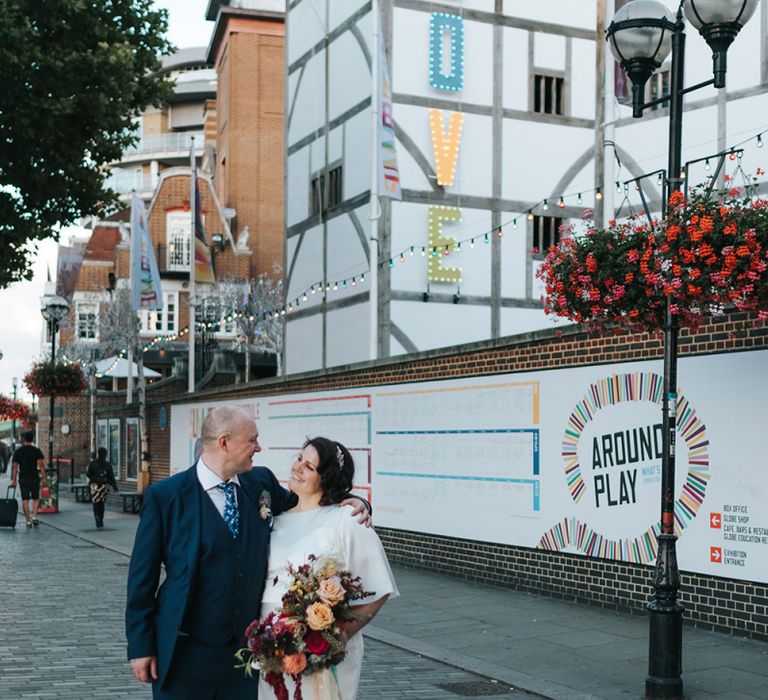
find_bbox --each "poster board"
[170,349,768,583]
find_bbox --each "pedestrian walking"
[87,447,118,528]
[10,431,47,528]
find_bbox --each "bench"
[69,484,91,503]
[120,493,143,514]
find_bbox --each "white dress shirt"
[196,459,240,519]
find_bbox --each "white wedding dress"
[257,506,398,700]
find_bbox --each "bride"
[258,437,398,699]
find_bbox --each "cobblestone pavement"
[0,522,532,699]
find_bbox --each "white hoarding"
[170,349,768,583]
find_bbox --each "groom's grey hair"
[200,405,252,446]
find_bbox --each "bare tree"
[95,287,151,492]
[194,270,284,382]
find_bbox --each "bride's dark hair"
[303,436,354,505]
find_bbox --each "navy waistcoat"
[184,485,262,645]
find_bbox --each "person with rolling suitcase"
[0,485,19,528]
[10,431,47,528]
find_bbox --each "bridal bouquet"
[236,554,373,700]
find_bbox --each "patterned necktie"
[217,482,239,538]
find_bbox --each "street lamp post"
[11,376,18,447]
[606,2,758,698]
[40,294,70,484]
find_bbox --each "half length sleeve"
[336,509,399,606]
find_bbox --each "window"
[646,66,670,112]
[532,216,564,254]
[166,212,192,271]
[533,73,565,115]
[97,419,121,480]
[310,164,343,217]
[139,291,177,334]
[125,418,139,481]
[76,303,98,341]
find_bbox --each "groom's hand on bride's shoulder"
[340,497,373,528]
[130,656,158,683]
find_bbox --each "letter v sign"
[429,109,464,187]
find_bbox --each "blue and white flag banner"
[130,192,164,311]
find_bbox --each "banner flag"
[130,192,163,311]
[192,156,216,284]
[378,32,401,200]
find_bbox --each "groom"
[125,405,369,698]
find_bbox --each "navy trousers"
[153,636,258,699]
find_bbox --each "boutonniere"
[259,490,272,521]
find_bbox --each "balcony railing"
[105,170,155,195]
[122,130,204,158]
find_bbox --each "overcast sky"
[0,0,212,403]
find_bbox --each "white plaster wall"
[499,306,564,337]
[570,38,596,120]
[286,222,324,303]
[286,0,328,65]
[449,112,494,198]
[502,0,597,30]
[390,203,492,298]
[283,312,324,373]
[286,144,310,227]
[329,0,368,29]
[500,211,534,300]
[326,302,371,366]
[392,8,495,106]
[386,106,433,192]
[285,0,768,375]
[502,27,529,111]
[391,300,491,351]
[533,33,566,72]
[287,53,325,145]
[342,111,371,201]
[502,120,595,202]
[328,19,371,121]
[325,211,370,289]
[392,8,433,98]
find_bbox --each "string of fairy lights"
[77,126,768,373]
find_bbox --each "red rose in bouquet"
[304,631,331,655]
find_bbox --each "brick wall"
[377,528,768,642]
[214,16,285,277]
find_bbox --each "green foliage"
[0,0,173,287]
[537,184,768,333]
[24,361,87,397]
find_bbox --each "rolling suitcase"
[0,486,18,528]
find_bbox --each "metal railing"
[105,170,155,195]
[122,130,204,158]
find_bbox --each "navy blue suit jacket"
[125,465,295,688]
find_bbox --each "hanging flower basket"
[24,362,87,397]
[0,395,30,422]
[537,182,768,334]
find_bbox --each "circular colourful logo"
[538,372,710,564]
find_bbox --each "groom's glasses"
[293,454,319,471]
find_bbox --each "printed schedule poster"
[170,349,768,584]
[373,380,540,541]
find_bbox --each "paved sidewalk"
[10,483,768,700]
